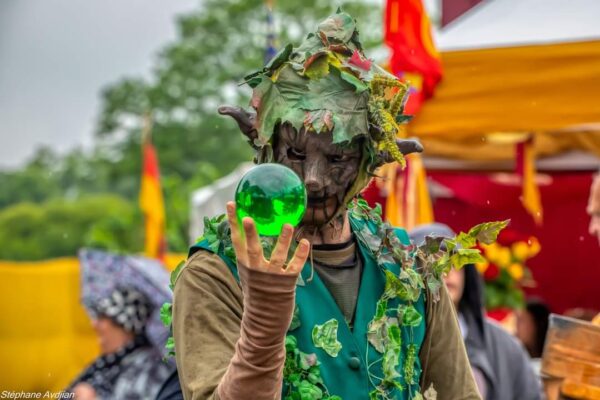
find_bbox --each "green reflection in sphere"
[235,164,307,236]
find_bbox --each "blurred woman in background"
[67,287,172,399]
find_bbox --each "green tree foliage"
[0,195,143,260]
[0,0,382,260]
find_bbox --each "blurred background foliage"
[0,0,382,260]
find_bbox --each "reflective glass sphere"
[235,164,307,236]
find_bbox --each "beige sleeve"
[419,283,482,400]
[173,250,243,400]
[587,173,600,215]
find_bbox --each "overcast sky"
[0,0,441,170]
[0,0,198,169]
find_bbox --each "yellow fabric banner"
[409,40,600,160]
[0,254,184,392]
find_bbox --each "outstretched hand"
[226,202,310,276]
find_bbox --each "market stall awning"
[407,0,600,161]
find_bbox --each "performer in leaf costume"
[171,11,500,400]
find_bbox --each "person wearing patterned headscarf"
[66,287,172,399]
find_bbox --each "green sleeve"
[419,283,482,400]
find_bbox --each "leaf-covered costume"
[168,10,502,400]
[173,208,480,399]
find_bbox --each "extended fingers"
[243,217,264,268]
[286,239,311,275]
[269,224,294,268]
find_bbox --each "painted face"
[273,123,361,228]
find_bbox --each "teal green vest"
[190,216,426,399]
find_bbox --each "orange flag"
[139,115,167,260]
[385,0,442,115]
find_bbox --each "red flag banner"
[385,0,442,114]
[139,118,167,261]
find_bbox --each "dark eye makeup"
[287,147,306,161]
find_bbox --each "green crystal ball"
[235,164,307,236]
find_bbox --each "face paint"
[273,123,361,228]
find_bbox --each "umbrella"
[78,248,172,357]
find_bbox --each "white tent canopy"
[436,0,600,51]
[189,163,253,243]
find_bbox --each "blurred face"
[92,316,134,354]
[516,310,536,355]
[444,268,465,308]
[273,124,361,228]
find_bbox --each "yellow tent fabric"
[409,40,600,160]
[0,254,185,392]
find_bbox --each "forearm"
[217,263,296,400]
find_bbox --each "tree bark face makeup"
[273,123,360,231]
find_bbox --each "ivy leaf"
[450,248,485,269]
[455,232,476,249]
[423,384,438,400]
[367,316,387,353]
[375,299,388,319]
[387,324,402,348]
[160,302,172,326]
[443,238,457,253]
[297,380,323,400]
[312,319,342,357]
[285,335,298,352]
[169,261,186,290]
[299,353,318,370]
[426,276,443,302]
[399,305,422,327]
[420,236,444,255]
[289,305,301,331]
[468,220,510,245]
[431,253,451,276]
[165,336,175,350]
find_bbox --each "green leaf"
[468,220,510,245]
[285,335,298,352]
[387,324,402,347]
[375,299,388,319]
[450,248,485,269]
[367,317,387,353]
[160,302,172,326]
[443,238,457,253]
[426,276,443,302]
[297,380,323,400]
[289,305,301,331]
[420,236,444,255]
[431,253,451,276]
[455,232,476,249]
[304,53,331,80]
[312,319,342,357]
[165,336,175,350]
[399,305,423,327]
[340,70,368,93]
[169,261,186,290]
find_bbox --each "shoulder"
[175,249,240,292]
[484,318,526,353]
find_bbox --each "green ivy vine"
[348,197,508,400]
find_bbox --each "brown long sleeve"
[216,260,297,400]
[172,250,296,400]
[419,283,482,400]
